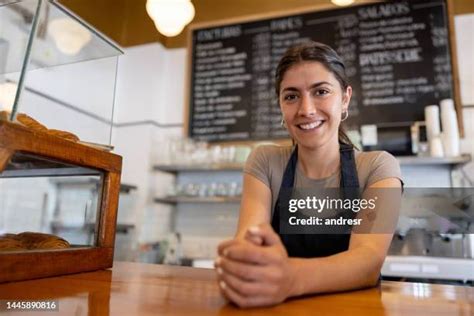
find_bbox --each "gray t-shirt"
[243,145,402,213]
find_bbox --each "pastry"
[16,232,70,250]
[0,232,71,251]
[47,129,80,142]
[33,237,70,250]
[16,113,48,132]
[0,234,26,251]
[0,111,80,142]
[16,232,51,249]
[0,111,48,132]
[0,110,9,121]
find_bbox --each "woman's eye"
[283,94,298,101]
[314,89,329,96]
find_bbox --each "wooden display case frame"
[0,120,122,283]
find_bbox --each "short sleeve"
[366,151,403,187]
[243,146,271,188]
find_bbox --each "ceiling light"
[146,0,195,37]
[331,0,355,6]
[49,18,92,55]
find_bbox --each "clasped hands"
[214,223,298,308]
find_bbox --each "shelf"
[153,163,244,173]
[0,167,101,178]
[154,196,241,205]
[49,178,137,193]
[0,152,101,178]
[51,222,135,234]
[397,154,471,166]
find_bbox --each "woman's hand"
[214,224,298,308]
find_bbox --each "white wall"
[455,14,474,106]
[111,43,185,246]
[455,14,474,187]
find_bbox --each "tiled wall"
[0,178,48,234]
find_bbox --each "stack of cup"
[423,99,460,158]
[424,105,443,157]
[440,99,460,157]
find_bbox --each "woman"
[214,41,403,308]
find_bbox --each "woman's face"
[279,61,351,150]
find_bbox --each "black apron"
[271,143,360,258]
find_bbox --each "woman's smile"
[295,119,326,132]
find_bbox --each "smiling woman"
[279,61,350,150]
[214,41,404,308]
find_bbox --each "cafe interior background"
[0,0,473,285]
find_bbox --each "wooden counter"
[0,262,472,315]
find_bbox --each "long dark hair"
[275,41,354,147]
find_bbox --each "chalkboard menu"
[187,0,458,142]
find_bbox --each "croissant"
[16,232,49,249]
[0,232,70,251]
[0,111,80,142]
[16,113,48,132]
[34,238,70,250]
[47,129,80,142]
[17,232,70,250]
[0,235,25,251]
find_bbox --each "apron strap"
[339,143,359,188]
[280,145,298,189]
[271,145,297,233]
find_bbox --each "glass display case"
[0,0,123,283]
[0,0,122,145]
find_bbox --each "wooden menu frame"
[0,120,122,283]
[184,0,464,143]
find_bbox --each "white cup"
[429,136,444,158]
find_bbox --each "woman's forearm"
[288,246,384,297]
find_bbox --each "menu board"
[187,0,458,142]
